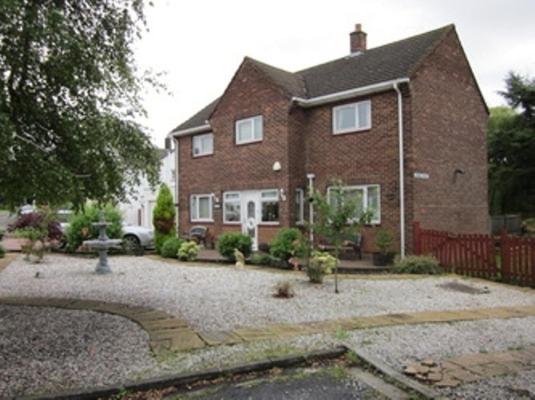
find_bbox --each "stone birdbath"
[83,211,122,274]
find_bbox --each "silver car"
[122,224,155,250]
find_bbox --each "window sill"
[332,126,372,135]
[235,138,263,146]
[192,153,214,158]
[191,219,214,224]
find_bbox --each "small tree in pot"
[372,228,395,266]
[312,181,371,293]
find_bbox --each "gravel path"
[0,305,157,398]
[0,255,534,331]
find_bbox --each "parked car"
[121,224,155,251]
[57,209,154,252]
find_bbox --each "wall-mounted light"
[273,161,282,172]
[279,188,286,201]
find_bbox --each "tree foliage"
[0,0,160,209]
[152,183,175,253]
[488,73,535,216]
[312,180,371,293]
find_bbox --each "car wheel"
[123,234,141,255]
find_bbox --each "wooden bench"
[318,233,363,260]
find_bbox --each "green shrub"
[153,184,176,254]
[375,228,394,254]
[307,251,336,283]
[269,228,303,261]
[249,252,282,267]
[392,255,443,275]
[0,244,5,258]
[65,204,123,252]
[178,241,200,261]
[217,232,252,261]
[161,237,183,259]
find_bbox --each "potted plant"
[373,228,395,266]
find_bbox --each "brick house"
[169,24,489,255]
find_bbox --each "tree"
[152,184,175,254]
[0,0,161,210]
[488,73,535,216]
[312,181,371,293]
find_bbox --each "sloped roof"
[171,97,219,132]
[246,57,307,97]
[298,25,451,97]
[172,25,452,133]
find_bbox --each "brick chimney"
[350,23,367,53]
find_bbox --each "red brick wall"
[177,59,292,240]
[303,91,407,253]
[410,29,489,234]
[176,29,489,252]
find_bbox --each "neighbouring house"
[119,140,177,229]
[169,24,489,254]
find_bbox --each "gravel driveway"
[0,305,157,398]
[0,255,534,332]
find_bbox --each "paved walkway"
[440,346,535,387]
[1,295,534,354]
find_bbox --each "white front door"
[241,192,260,250]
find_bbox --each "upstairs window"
[236,115,263,144]
[332,100,371,134]
[192,133,214,157]
[190,194,213,222]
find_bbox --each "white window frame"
[260,189,279,224]
[235,115,263,145]
[332,100,372,134]
[192,132,214,157]
[190,194,213,222]
[223,191,241,224]
[295,188,305,225]
[327,184,381,224]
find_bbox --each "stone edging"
[199,304,535,345]
[0,297,205,355]
[20,347,348,400]
[350,347,440,399]
[0,253,17,273]
[2,296,535,354]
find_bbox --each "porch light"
[272,161,281,171]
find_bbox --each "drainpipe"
[393,83,406,258]
[306,173,315,245]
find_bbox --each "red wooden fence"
[413,222,535,287]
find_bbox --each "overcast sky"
[135,0,535,147]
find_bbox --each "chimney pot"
[350,23,367,53]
